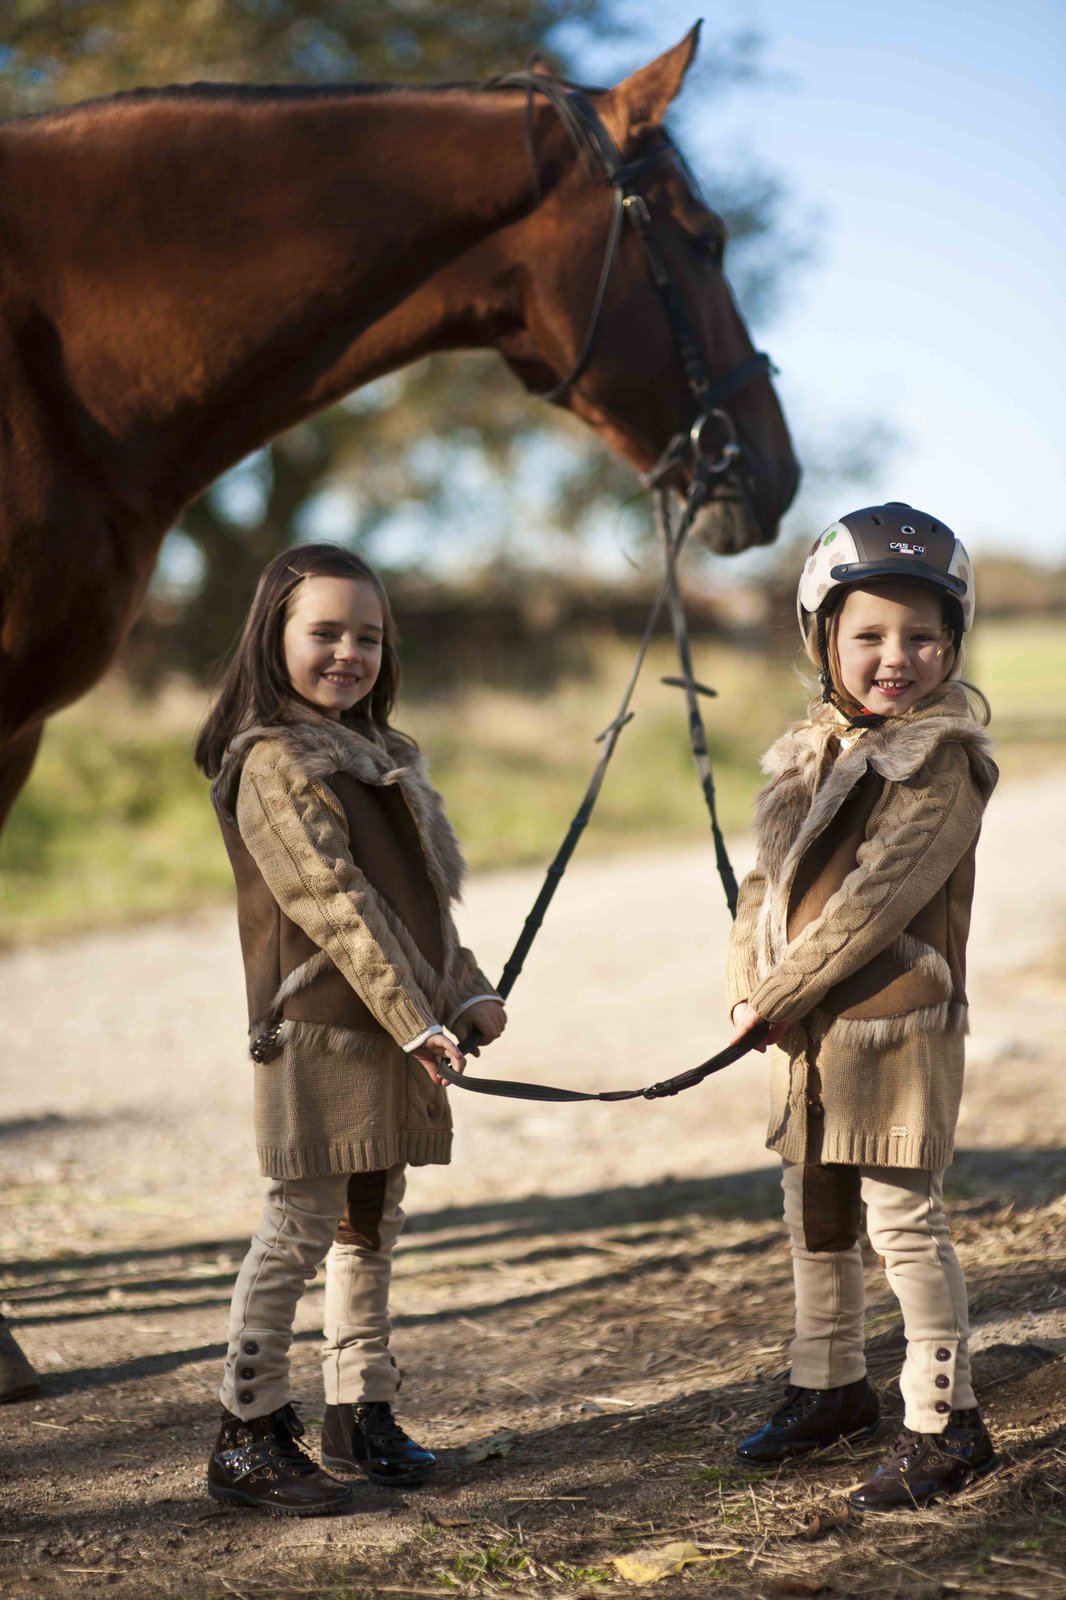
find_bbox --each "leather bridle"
[492,73,776,498]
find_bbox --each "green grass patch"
[436,1533,531,1586]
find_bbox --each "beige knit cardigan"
[726,685,998,1170]
[212,714,497,1179]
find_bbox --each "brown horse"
[0,26,799,831]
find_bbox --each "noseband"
[492,73,775,496]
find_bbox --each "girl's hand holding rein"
[458,1000,507,1056]
[411,1032,467,1087]
[729,1001,784,1052]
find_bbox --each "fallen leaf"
[790,1504,850,1541]
[610,1540,709,1584]
[428,1515,472,1529]
[463,1429,516,1463]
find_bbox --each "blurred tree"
[2,1,805,683]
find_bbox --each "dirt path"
[2,769,1064,1599]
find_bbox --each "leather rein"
[431,77,777,1102]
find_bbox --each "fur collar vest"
[211,712,467,904]
[753,683,997,887]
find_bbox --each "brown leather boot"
[736,1377,880,1463]
[849,1409,997,1511]
[322,1401,436,1486]
[207,1403,354,1516]
[0,1317,40,1404]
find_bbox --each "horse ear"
[598,23,701,146]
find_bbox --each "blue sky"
[569,0,1065,563]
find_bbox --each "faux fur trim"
[753,683,997,890]
[271,950,333,1011]
[808,999,968,1050]
[213,712,467,903]
[248,1017,398,1062]
[892,932,953,993]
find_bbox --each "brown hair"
[194,544,409,777]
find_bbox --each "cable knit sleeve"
[725,867,767,1017]
[748,745,986,1028]
[444,944,501,1028]
[235,740,438,1047]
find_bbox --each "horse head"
[491,27,800,552]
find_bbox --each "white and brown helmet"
[797,502,975,646]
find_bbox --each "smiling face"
[833,583,952,717]
[282,575,384,720]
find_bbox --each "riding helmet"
[797,502,975,644]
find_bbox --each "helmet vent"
[930,521,940,532]
[870,514,882,525]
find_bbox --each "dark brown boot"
[207,1403,354,1516]
[322,1402,436,1486]
[0,1317,40,1404]
[736,1377,880,1463]
[849,1409,997,1511]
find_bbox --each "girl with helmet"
[725,502,998,1510]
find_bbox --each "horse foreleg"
[0,1314,40,1402]
[0,724,47,1395]
[0,723,44,838]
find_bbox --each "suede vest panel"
[219,818,285,1027]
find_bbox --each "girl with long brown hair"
[196,544,506,1516]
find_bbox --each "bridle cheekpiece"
[490,73,776,506]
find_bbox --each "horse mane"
[6,68,608,146]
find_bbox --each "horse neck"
[5,86,560,517]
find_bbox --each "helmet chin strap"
[815,608,887,730]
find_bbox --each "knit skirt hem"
[258,1127,452,1179]
[768,1128,954,1172]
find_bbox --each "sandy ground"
[1,767,1064,1598]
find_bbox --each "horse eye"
[692,230,725,267]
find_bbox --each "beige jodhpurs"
[782,1161,978,1433]
[220,1165,406,1421]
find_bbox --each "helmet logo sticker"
[889,540,925,555]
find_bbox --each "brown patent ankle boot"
[849,1408,997,1511]
[207,1403,354,1516]
[322,1401,436,1486]
[736,1377,880,1463]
